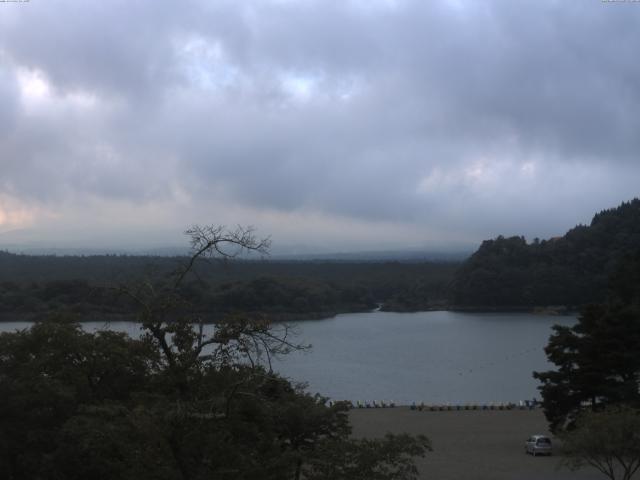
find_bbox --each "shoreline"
[0,305,578,324]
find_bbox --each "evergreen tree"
[534,252,640,432]
[453,198,640,307]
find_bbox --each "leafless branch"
[174,225,271,288]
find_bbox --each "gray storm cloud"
[0,0,638,251]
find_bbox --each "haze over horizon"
[1,1,639,254]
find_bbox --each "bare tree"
[175,224,271,287]
[119,225,304,382]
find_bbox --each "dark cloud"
[0,0,639,250]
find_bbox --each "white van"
[525,435,552,456]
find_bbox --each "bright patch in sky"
[464,161,492,185]
[17,68,50,103]
[178,36,241,91]
[16,67,98,110]
[280,73,317,101]
[0,197,36,231]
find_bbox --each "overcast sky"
[0,0,638,253]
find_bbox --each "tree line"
[451,199,640,308]
[0,252,457,321]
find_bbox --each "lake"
[0,311,575,405]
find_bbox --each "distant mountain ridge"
[451,199,640,308]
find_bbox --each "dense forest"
[2,199,639,320]
[0,252,457,321]
[451,199,640,308]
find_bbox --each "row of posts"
[325,399,540,410]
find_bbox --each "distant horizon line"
[0,244,473,261]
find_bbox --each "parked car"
[525,435,552,456]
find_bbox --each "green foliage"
[53,404,177,480]
[452,199,640,307]
[304,434,432,480]
[0,226,431,480]
[0,317,429,480]
[561,406,640,480]
[0,321,159,479]
[534,251,640,433]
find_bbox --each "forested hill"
[451,199,640,308]
[0,252,457,321]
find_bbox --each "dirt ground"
[349,408,605,480]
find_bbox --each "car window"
[536,438,551,445]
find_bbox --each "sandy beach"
[349,408,604,480]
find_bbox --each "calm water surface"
[0,311,574,405]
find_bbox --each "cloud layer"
[0,0,639,251]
